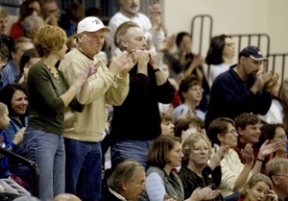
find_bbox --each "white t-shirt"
[108,11,165,56]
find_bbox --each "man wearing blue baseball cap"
[205,46,278,127]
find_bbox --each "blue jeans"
[111,139,154,169]
[22,127,65,201]
[65,138,102,201]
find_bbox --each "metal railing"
[0,148,39,197]
[229,33,270,59]
[191,14,213,57]
[190,14,287,84]
[267,53,288,83]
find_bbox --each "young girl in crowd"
[238,173,278,201]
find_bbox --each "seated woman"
[145,135,219,201]
[254,124,287,173]
[179,133,226,200]
[0,102,30,197]
[238,173,278,201]
[205,34,235,83]
[160,113,175,136]
[0,84,34,193]
[208,118,278,198]
[173,75,205,122]
[0,84,28,154]
[258,123,287,159]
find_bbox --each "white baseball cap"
[77,16,110,34]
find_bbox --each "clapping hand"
[253,72,273,92]
[189,186,218,201]
[209,144,228,170]
[133,50,149,75]
[109,51,132,76]
[242,143,254,166]
[258,140,279,159]
[75,61,101,88]
[120,51,137,75]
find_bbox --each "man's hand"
[251,72,272,94]
[109,51,131,76]
[258,140,279,159]
[134,50,149,75]
[242,143,254,166]
[120,52,138,75]
[75,61,101,88]
[148,50,158,68]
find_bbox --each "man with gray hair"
[266,158,288,201]
[59,16,134,201]
[100,160,175,201]
[110,21,175,169]
[21,15,45,40]
[100,160,146,201]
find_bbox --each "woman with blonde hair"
[179,132,226,200]
[22,25,97,200]
[238,173,277,201]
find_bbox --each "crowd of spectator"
[0,0,287,201]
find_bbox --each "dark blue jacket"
[205,65,272,126]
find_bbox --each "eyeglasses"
[225,42,235,47]
[190,87,203,93]
[131,180,146,188]
[83,33,105,40]
[47,8,60,14]
[275,135,287,140]
[192,147,209,153]
[274,174,288,178]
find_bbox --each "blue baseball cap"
[239,46,268,61]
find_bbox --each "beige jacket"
[59,48,129,142]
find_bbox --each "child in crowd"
[0,102,30,197]
[238,173,278,201]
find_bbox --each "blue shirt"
[0,60,19,90]
[5,116,27,154]
[173,104,205,123]
[0,130,16,178]
[205,65,272,127]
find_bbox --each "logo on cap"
[92,19,100,25]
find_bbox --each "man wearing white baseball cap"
[59,16,134,201]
